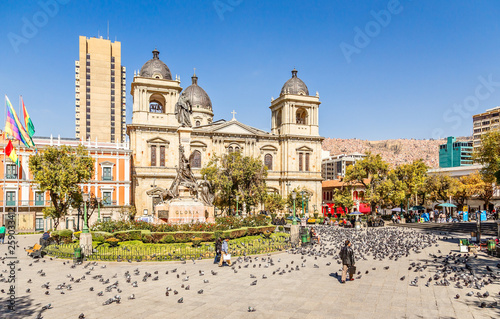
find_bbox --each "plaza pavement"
[0,227,499,319]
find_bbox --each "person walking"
[214,237,222,264]
[339,240,355,283]
[219,238,231,267]
[0,224,6,244]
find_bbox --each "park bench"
[25,243,44,258]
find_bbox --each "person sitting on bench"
[310,227,320,245]
[40,231,51,248]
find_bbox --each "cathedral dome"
[139,49,172,80]
[183,72,212,111]
[280,68,309,96]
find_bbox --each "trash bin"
[74,247,82,260]
[301,230,308,243]
[487,240,496,255]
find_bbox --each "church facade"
[127,49,324,218]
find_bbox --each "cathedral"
[127,49,324,218]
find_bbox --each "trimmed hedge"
[52,229,74,244]
[138,226,274,244]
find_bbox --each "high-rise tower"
[75,36,126,142]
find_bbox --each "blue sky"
[1,0,500,140]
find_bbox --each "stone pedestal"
[80,233,93,256]
[177,127,192,154]
[290,225,300,245]
[155,199,215,224]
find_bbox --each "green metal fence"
[43,236,291,262]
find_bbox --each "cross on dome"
[231,110,237,120]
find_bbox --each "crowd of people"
[322,137,472,168]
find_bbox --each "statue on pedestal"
[147,145,215,208]
[175,92,192,127]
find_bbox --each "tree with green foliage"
[344,152,389,212]
[265,193,286,214]
[377,170,406,208]
[423,173,458,205]
[332,186,354,215]
[474,130,500,183]
[393,160,428,206]
[201,152,268,214]
[29,145,94,230]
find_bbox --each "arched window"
[228,146,233,153]
[195,120,201,127]
[296,108,307,124]
[264,154,273,170]
[235,146,240,153]
[276,110,282,127]
[190,150,201,168]
[149,101,163,113]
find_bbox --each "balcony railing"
[0,199,120,209]
[102,176,113,181]
[5,174,18,179]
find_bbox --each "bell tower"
[130,49,183,128]
[270,69,320,136]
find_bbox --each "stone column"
[177,126,192,155]
[290,224,300,245]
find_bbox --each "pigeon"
[178,297,183,303]
[41,304,52,310]
[250,280,257,286]
[248,306,256,312]
[78,314,85,319]
[198,289,203,294]
[128,294,135,300]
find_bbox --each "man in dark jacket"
[339,240,355,283]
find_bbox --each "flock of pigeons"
[0,226,498,318]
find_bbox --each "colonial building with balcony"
[0,133,131,231]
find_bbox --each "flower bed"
[91,215,270,233]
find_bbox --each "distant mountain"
[321,137,472,168]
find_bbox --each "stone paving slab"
[0,228,499,319]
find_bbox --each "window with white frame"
[6,164,17,179]
[102,191,112,206]
[102,167,112,181]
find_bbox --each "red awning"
[359,203,371,213]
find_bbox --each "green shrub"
[278,226,284,231]
[214,230,223,239]
[129,230,141,240]
[142,234,154,243]
[105,237,120,247]
[173,232,189,243]
[160,235,175,244]
[114,231,131,241]
[191,237,203,247]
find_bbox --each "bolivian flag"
[5,140,19,166]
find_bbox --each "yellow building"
[75,36,126,143]
[128,50,324,218]
[472,106,500,149]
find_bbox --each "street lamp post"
[236,195,240,217]
[82,193,89,234]
[77,207,81,231]
[305,195,309,216]
[97,197,101,223]
[300,191,305,218]
[292,191,297,225]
